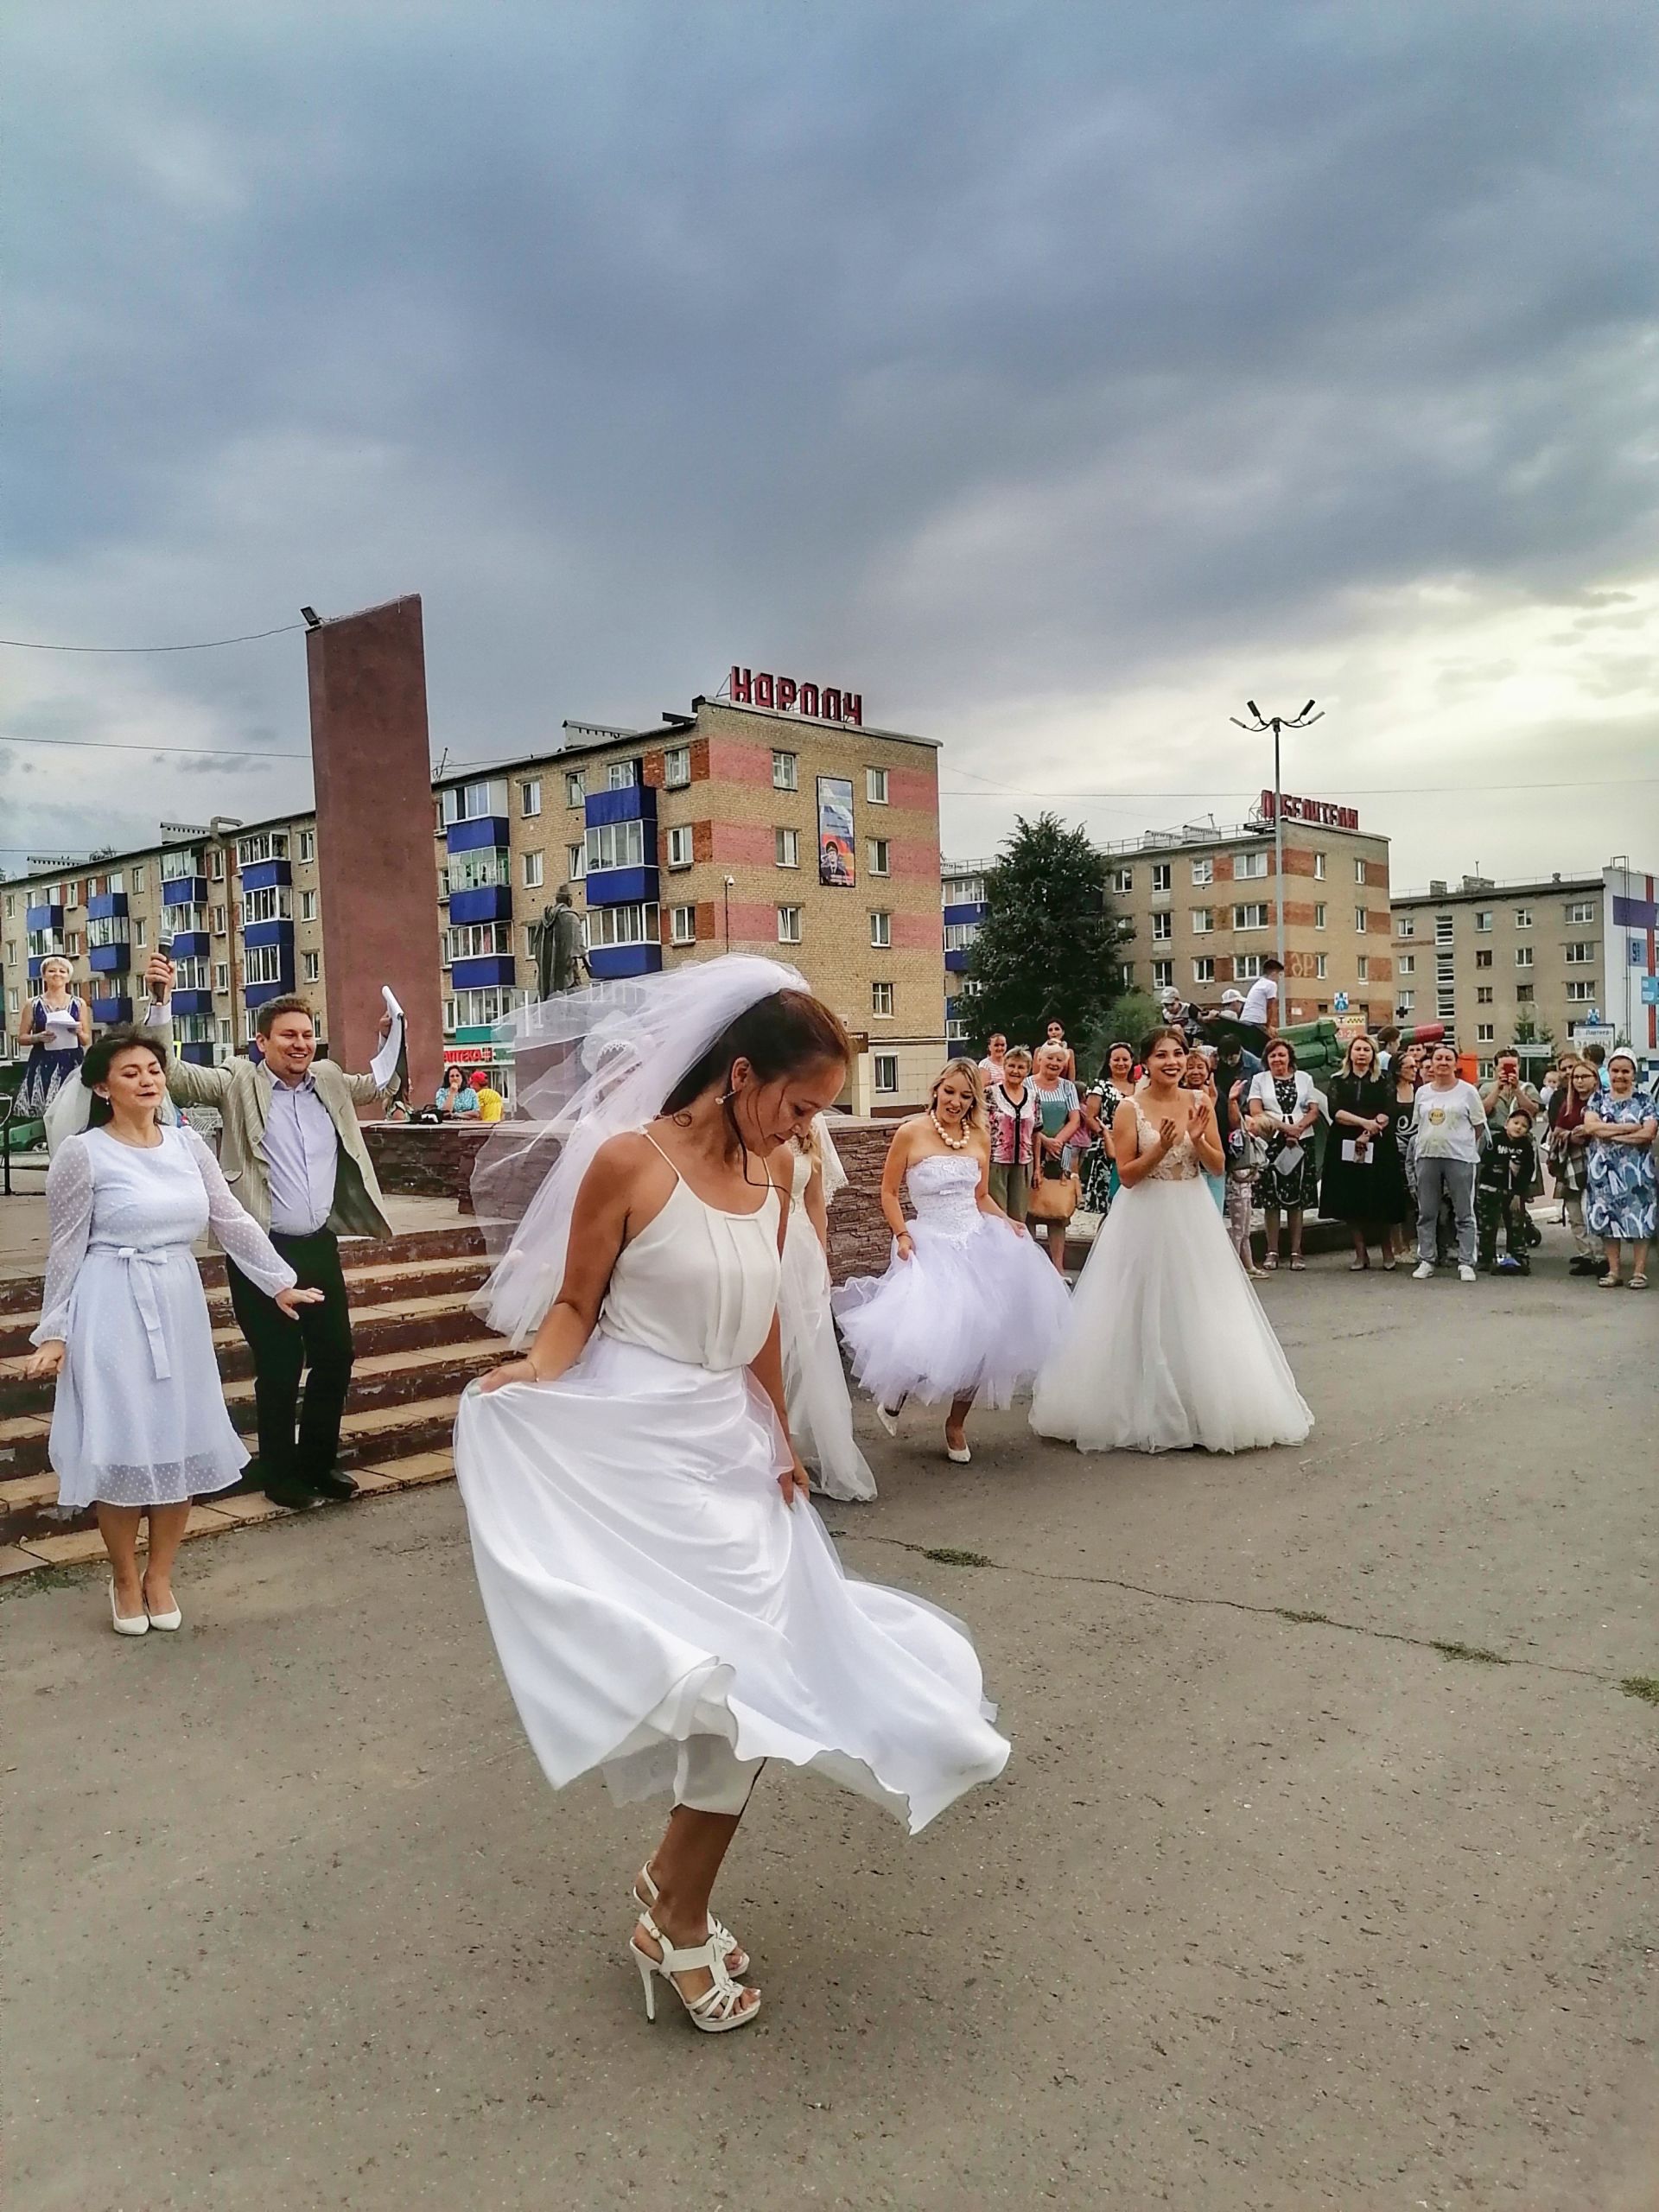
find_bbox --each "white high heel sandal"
[630,1910,760,2034]
[631,1864,749,1978]
[109,1581,149,1637]
[874,1402,903,1439]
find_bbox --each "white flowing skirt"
[833,1212,1072,1409]
[51,1245,248,1513]
[779,1212,876,1502]
[1031,1176,1314,1454]
[453,1336,1008,1833]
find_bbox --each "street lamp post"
[722,874,734,952]
[1230,699,1325,985]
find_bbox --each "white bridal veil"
[469,954,810,1344]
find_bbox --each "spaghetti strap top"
[596,1128,782,1370]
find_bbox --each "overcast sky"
[6,2,1657,893]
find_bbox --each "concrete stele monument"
[307,594,445,1107]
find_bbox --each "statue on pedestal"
[530,887,589,1000]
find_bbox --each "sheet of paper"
[370,986,405,1091]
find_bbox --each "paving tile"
[198,1492,295,1528]
[360,1449,454,1488]
[0,1473,56,1510]
[20,1528,109,1567]
[0,1543,44,1578]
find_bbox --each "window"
[944,874,985,906]
[772,751,798,791]
[302,950,321,985]
[519,779,542,818]
[1397,990,1414,1013]
[872,981,894,1017]
[1566,899,1596,924]
[670,904,696,946]
[943,921,980,952]
[243,944,285,986]
[1475,909,1492,931]
[1516,983,1535,1003]
[1314,903,1327,931]
[106,872,124,895]
[666,824,693,870]
[1476,986,1493,1004]
[451,984,533,1028]
[586,819,645,873]
[567,842,586,883]
[5,987,16,1014]
[777,906,803,944]
[1315,952,1329,980]
[300,890,318,922]
[1564,942,1594,963]
[664,746,690,790]
[1516,945,1533,969]
[1152,912,1173,942]
[1152,959,1174,992]
[1396,914,1414,938]
[217,1019,232,1048]
[869,910,892,948]
[1477,1058,1496,1082]
[606,760,639,791]
[65,931,82,957]
[130,865,146,893]
[775,827,800,869]
[588,903,659,949]
[1192,957,1215,985]
[564,771,585,808]
[1565,979,1597,1002]
[1354,907,1369,933]
[1191,908,1213,934]
[873,1052,899,1096]
[297,829,315,861]
[442,922,514,963]
[209,850,225,881]
[1475,949,1492,969]
[1356,956,1369,982]
[214,962,231,992]
[1151,862,1172,893]
[440,778,508,827]
[1235,850,1268,880]
[1357,859,1369,885]
[1313,853,1327,880]
[1235,954,1262,981]
[235,832,289,867]
[1434,913,1454,943]
[1234,902,1269,931]
[868,839,891,877]
[866,766,889,805]
[1477,1022,1495,1043]
[134,918,147,949]
[212,906,227,936]
[1398,954,1414,976]
[1514,906,1532,928]
[1191,858,1213,886]
[240,887,292,925]
[1109,868,1134,894]
[244,1009,262,1044]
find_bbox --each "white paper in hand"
[370,987,405,1091]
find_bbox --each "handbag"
[1027,1162,1081,1223]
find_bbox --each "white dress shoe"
[144,1594,183,1631]
[875,1402,903,1439]
[109,1581,149,1637]
[945,1443,971,1465]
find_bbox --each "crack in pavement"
[827,1527,1648,1693]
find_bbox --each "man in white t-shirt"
[1237,960,1283,1053]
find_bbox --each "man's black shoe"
[302,1467,360,1502]
[264,1476,321,1510]
[1568,1256,1599,1275]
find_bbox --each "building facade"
[3,692,948,1111]
[1389,861,1659,1077]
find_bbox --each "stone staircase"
[0,1224,499,1567]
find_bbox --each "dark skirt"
[18,1045,84,1118]
[1321,1127,1409,1227]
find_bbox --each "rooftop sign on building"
[728,666,862,726]
[1258,789,1360,830]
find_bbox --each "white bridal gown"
[31,1125,297,1512]
[453,1164,1008,1833]
[780,1139,876,1502]
[1031,1103,1313,1454]
[832,1152,1071,1408]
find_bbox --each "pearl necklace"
[929,1109,969,1150]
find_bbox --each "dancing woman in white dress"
[776,1116,875,1502]
[1031,1027,1313,1455]
[833,1058,1071,1465]
[26,1029,321,1633]
[454,963,1007,2036]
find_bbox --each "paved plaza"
[5,1231,1656,2211]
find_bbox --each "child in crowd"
[1477,1104,1538,1274]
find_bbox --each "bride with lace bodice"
[777,1118,875,1501]
[1033,1029,1313,1455]
[833,1061,1071,1462]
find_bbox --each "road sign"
[1573,1021,1617,1052]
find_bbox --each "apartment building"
[4,689,949,1110]
[1389,861,1659,1074]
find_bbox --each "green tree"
[958,814,1130,1063]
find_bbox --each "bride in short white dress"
[1032,1028,1313,1455]
[778,1116,875,1503]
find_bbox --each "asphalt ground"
[4,1226,1656,2210]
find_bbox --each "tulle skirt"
[779,1211,876,1502]
[453,1336,1008,1833]
[1031,1175,1313,1454]
[833,1212,1072,1409]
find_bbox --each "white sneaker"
[1459,1264,1476,1283]
[1412,1262,1434,1281]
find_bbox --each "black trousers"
[226,1229,354,1485]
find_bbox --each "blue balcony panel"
[588,942,663,981]
[451,955,519,991]
[181,1041,216,1065]
[239,860,292,893]
[584,784,657,829]
[162,875,210,907]
[166,931,210,960]
[448,884,513,926]
[944,948,970,975]
[240,981,296,1011]
[943,900,988,929]
[446,817,512,856]
[172,989,214,1017]
[86,892,130,922]
[243,918,296,951]
[89,942,130,974]
[92,995,134,1025]
[586,865,659,907]
[26,905,64,932]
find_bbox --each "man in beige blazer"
[143,955,395,1509]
